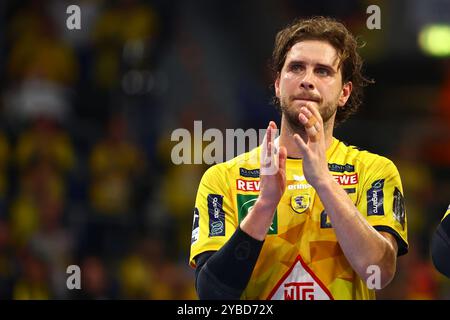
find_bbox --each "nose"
[300,69,315,90]
[301,81,314,90]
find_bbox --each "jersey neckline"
[285,137,340,163]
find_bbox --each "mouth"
[293,98,320,104]
[292,93,321,103]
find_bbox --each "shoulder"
[201,147,260,189]
[334,139,398,174]
[200,146,261,182]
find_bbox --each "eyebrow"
[288,60,338,73]
[316,63,337,73]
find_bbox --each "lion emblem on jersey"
[291,194,310,214]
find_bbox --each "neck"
[279,115,335,158]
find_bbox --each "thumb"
[278,146,287,173]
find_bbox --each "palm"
[259,122,287,207]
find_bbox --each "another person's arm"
[431,207,450,278]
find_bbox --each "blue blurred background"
[0,0,449,299]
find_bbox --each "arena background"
[0,0,449,299]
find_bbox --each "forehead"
[285,40,340,68]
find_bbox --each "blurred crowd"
[0,0,449,299]
[0,0,196,299]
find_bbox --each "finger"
[268,121,278,143]
[271,139,279,174]
[303,103,323,127]
[308,130,320,143]
[299,106,322,142]
[268,122,279,158]
[261,123,272,152]
[312,120,321,132]
[298,107,316,128]
[298,111,319,143]
[260,124,270,167]
[265,142,273,168]
[261,121,279,175]
[305,115,317,129]
[305,124,320,143]
[293,133,308,154]
[269,121,277,130]
[298,112,308,126]
[278,146,287,172]
[265,121,278,155]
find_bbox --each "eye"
[315,67,331,77]
[290,63,304,72]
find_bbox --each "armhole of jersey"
[190,246,222,268]
[194,251,215,270]
[373,225,408,256]
[431,223,450,278]
[441,213,450,234]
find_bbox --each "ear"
[338,81,352,107]
[275,73,281,99]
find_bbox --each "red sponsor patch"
[333,173,358,185]
[236,179,260,191]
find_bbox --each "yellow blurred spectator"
[16,117,75,174]
[92,0,160,89]
[10,160,65,249]
[89,114,144,215]
[8,4,78,85]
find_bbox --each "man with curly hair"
[189,16,408,300]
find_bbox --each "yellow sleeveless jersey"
[189,137,408,300]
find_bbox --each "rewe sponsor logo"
[267,255,333,300]
[236,179,260,192]
[332,173,358,185]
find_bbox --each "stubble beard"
[279,97,337,134]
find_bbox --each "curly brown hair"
[271,16,374,127]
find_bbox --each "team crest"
[291,194,310,214]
